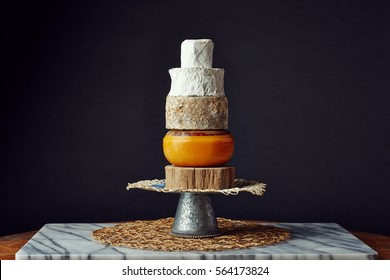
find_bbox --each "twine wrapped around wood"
[92,218,290,251]
[126,179,266,196]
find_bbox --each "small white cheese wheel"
[168,68,225,97]
[181,39,214,68]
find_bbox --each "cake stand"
[126,179,266,238]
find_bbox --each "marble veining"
[16,222,377,260]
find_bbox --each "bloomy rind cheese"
[168,68,225,97]
[181,39,214,68]
[166,96,228,130]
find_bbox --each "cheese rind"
[181,39,214,68]
[163,130,234,167]
[166,96,228,130]
[168,68,225,97]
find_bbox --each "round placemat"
[92,218,290,251]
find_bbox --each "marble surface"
[16,222,377,260]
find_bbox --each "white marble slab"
[16,222,377,260]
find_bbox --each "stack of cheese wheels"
[163,39,235,190]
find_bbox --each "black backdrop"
[1,0,390,237]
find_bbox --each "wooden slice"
[165,165,235,190]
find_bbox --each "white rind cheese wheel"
[181,39,214,68]
[166,96,228,130]
[168,68,225,97]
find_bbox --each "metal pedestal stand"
[126,179,266,238]
[171,193,219,238]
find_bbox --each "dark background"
[1,0,390,237]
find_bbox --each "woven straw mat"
[93,218,290,251]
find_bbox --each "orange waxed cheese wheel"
[163,130,234,167]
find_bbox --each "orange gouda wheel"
[163,130,234,167]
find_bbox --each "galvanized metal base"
[171,193,220,238]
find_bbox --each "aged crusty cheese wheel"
[165,165,235,190]
[165,96,228,130]
[163,130,234,167]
